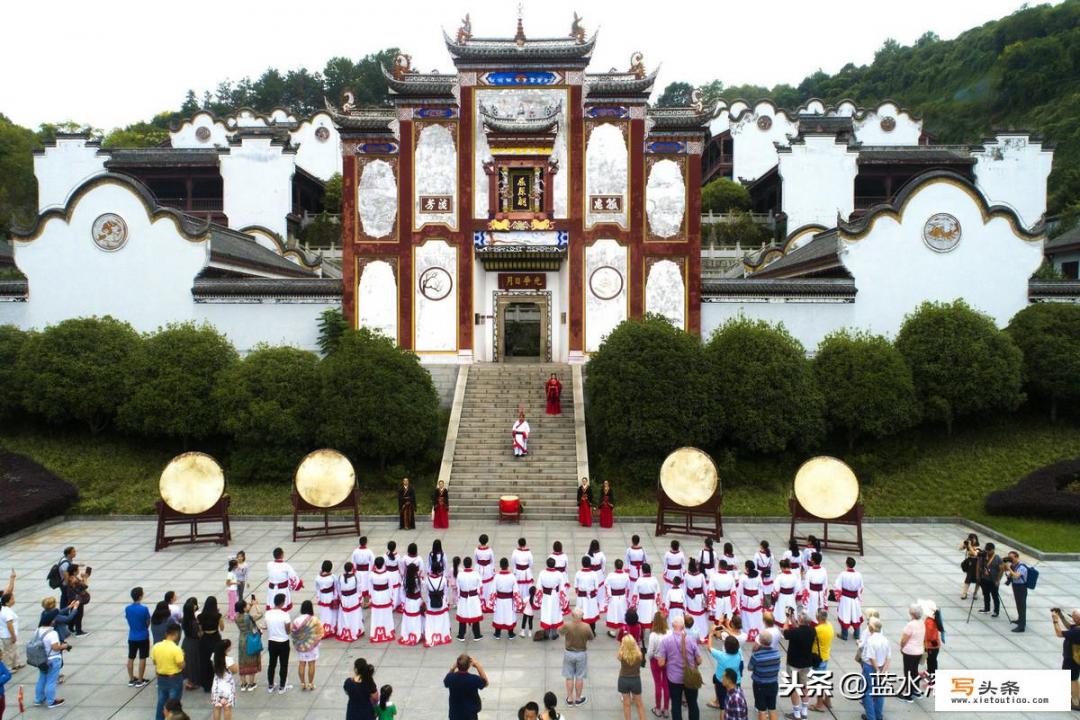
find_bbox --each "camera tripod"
[965,584,1012,624]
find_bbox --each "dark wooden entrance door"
[503,301,542,359]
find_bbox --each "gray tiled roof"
[480,103,561,134]
[323,100,396,133]
[444,30,597,64]
[648,105,714,130]
[0,279,27,297]
[1029,280,1080,298]
[192,277,341,299]
[1045,224,1080,252]
[796,114,853,136]
[857,146,974,164]
[0,238,12,267]
[585,67,658,96]
[104,148,224,166]
[752,235,842,278]
[208,227,316,278]
[702,277,856,298]
[381,66,457,97]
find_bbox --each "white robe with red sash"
[336,572,364,641]
[512,419,530,456]
[368,569,396,643]
[474,546,496,612]
[265,560,303,611]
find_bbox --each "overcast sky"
[0,0,1048,130]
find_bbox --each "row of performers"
[576,478,615,528]
[264,534,868,648]
[396,478,449,531]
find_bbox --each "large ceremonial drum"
[793,455,859,520]
[499,495,521,514]
[660,447,720,507]
[294,449,356,508]
[159,452,225,515]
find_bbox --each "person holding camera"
[1051,608,1080,710]
[976,543,1002,618]
[1003,552,1028,633]
[958,534,980,600]
[444,654,488,720]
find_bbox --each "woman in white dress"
[335,562,364,642]
[289,600,325,692]
[708,559,737,623]
[210,638,238,720]
[423,557,452,647]
[782,538,805,583]
[666,576,686,624]
[721,542,739,577]
[397,564,424,646]
[427,539,447,577]
[739,560,765,642]
[604,558,630,637]
[491,558,519,639]
[384,541,403,612]
[537,558,565,639]
[754,540,775,604]
[313,561,338,639]
[632,563,661,634]
[683,558,708,644]
[772,557,802,622]
[368,557,396,644]
[803,551,829,617]
[587,539,608,610]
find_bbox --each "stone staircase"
[448,363,581,519]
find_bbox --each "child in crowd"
[226,559,239,621]
[234,551,249,602]
[376,684,396,720]
[521,585,538,635]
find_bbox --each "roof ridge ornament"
[515,3,526,47]
[571,12,586,44]
[629,51,645,79]
[457,13,472,43]
[392,53,414,79]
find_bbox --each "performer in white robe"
[721,542,739,577]
[397,564,424,646]
[754,541,775,601]
[265,548,303,611]
[335,564,364,642]
[368,558,396,644]
[474,535,496,613]
[512,410,530,457]
[625,535,647,596]
[834,557,864,640]
[587,540,608,610]
[604,559,630,634]
[350,537,375,601]
[662,540,686,603]
[698,538,717,576]
[548,542,571,614]
[313,562,339,638]
[402,543,424,582]
[772,559,802,622]
[739,561,765,642]
[384,542,403,612]
[803,552,829,617]
[683,560,708,644]
[511,538,534,598]
[666,577,686,624]
[708,559,737,622]
[491,560,519,638]
[423,567,452,647]
[800,535,823,571]
[632,563,661,629]
[574,556,601,627]
[782,539,805,583]
[455,557,483,641]
[538,559,566,637]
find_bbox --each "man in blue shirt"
[1005,552,1028,633]
[444,654,488,720]
[124,586,151,687]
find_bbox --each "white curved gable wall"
[170,112,231,148]
[219,139,295,240]
[973,133,1054,229]
[34,138,107,212]
[730,102,795,183]
[290,112,343,181]
[779,137,859,231]
[852,102,922,146]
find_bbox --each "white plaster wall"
[219,138,295,240]
[584,239,628,352]
[474,88,569,219]
[646,160,686,238]
[841,179,1045,335]
[290,112,343,181]
[833,101,858,117]
[707,109,730,139]
[645,260,686,330]
[13,179,206,332]
[973,134,1053,229]
[357,259,398,343]
[414,124,458,230]
[358,160,398,239]
[852,103,922,146]
[730,101,795,182]
[414,240,457,353]
[195,301,335,354]
[585,123,628,229]
[170,112,231,148]
[779,137,859,230]
[701,301,856,353]
[34,138,107,211]
[798,99,827,115]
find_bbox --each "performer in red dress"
[432,479,450,529]
[545,372,563,415]
[598,480,615,529]
[577,477,594,527]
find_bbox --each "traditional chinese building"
[326,14,710,363]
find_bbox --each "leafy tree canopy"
[701,178,751,214]
[0,324,31,420]
[1006,302,1080,421]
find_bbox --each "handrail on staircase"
[437,365,469,491]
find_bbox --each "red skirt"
[578,499,593,527]
[599,503,613,528]
[546,396,562,415]
[433,505,449,529]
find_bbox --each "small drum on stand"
[292,449,361,541]
[155,452,231,551]
[789,456,864,555]
[655,447,722,538]
[498,495,522,524]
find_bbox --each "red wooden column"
[686,142,703,337]
[397,114,414,350]
[628,110,647,319]
[457,91,474,354]
[341,152,357,326]
[567,84,585,354]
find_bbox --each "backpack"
[1024,565,1039,590]
[427,580,445,610]
[26,628,50,670]
[47,563,63,590]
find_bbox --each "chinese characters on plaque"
[498,273,547,290]
[509,170,533,212]
[419,195,453,213]
[590,195,623,213]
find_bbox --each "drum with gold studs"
[159,452,225,515]
[294,449,356,508]
[659,447,720,507]
[793,456,859,519]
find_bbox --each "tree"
[317,307,348,355]
[0,114,39,226]
[316,329,440,467]
[0,325,31,420]
[585,316,715,481]
[102,122,170,149]
[322,173,343,214]
[1006,303,1080,421]
[17,316,140,433]
[656,81,694,108]
[214,345,320,482]
[704,317,824,454]
[180,90,200,115]
[895,300,1024,433]
[116,323,238,442]
[812,330,919,449]
[701,178,751,214]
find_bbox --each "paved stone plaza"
[1,518,1076,719]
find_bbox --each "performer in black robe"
[398,477,416,530]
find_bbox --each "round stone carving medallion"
[195,126,211,141]
[418,267,453,301]
[922,213,962,253]
[315,126,330,141]
[91,213,128,252]
[757,115,773,131]
[589,265,624,301]
[880,116,896,132]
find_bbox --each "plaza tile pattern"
[1,518,1076,719]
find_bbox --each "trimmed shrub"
[705,317,824,454]
[1007,303,1080,421]
[985,457,1080,522]
[895,300,1024,434]
[0,452,79,536]
[701,178,751,214]
[17,316,140,434]
[813,330,919,449]
[117,323,239,442]
[0,325,31,420]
